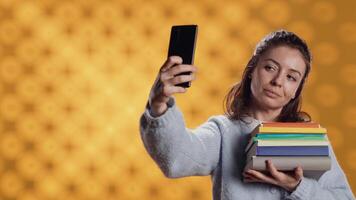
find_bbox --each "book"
[244,122,330,180]
[260,122,321,128]
[246,143,329,157]
[245,134,328,152]
[244,156,331,179]
[254,139,328,146]
[254,134,326,140]
[249,123,326,139]
[251,127,327,136]
[245,156,331,171]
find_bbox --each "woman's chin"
[260,98,284,110]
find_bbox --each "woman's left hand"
[243,160,303,192]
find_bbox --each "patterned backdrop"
[0,0,355,199]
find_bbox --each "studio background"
[0,0,355,199]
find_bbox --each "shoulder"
[209,114,261,135]
[205,114,245,131]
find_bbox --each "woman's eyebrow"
[263,58,302,77]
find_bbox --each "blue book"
[255,134,326,140]
[247,144,329,157]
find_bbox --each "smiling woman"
[139,30,355,200]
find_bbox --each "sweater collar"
[239,116,262,133]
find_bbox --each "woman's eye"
[287,75,297,81]
[264,65,274,71]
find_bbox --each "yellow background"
[0,0,356,199]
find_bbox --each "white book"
[244,156,331,180]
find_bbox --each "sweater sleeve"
[284,144,355,200]
[139,97,222,178]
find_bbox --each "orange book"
[261,122,321,128]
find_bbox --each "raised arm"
[139,56,221,178]
[140,97,222,178]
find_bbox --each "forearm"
[139,98,221,178]
[140,99,192,177]
[284,147,355,200]
[285,177,355,200]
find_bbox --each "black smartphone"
[167,25,198,88]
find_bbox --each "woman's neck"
[247,103,283,122]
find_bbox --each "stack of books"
[244,122,331,179]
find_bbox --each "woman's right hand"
[148,56,198,117]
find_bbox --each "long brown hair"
[224,30,312,122]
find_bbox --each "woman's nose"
[271,73,283,87]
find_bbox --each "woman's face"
[250,45,306,110]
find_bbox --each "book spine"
[256,140,329,146]
[261,122,321,128]
[255,146,329,156]
[255,134,326,140]
[245,137,327,153]
[259,127,327,133]
[246,156,331,171]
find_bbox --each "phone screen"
[167,25,198,88]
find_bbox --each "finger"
[266,160,283,180]
[160,56,183,72]
[161,85,186,97]
[161,65,197,81]
[244,175,266,183]
[246,169,278,185]
[294,166,303,180]
[243,172,260,183]
[169,74,196,85]
[243,171,254,178]
[167,64,198,77]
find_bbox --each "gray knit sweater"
[139,98,355,200]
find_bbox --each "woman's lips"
[263,89,281,98]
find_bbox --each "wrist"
[285,178,302,193]
[148,102,168,117]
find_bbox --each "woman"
[139,30,355,199]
